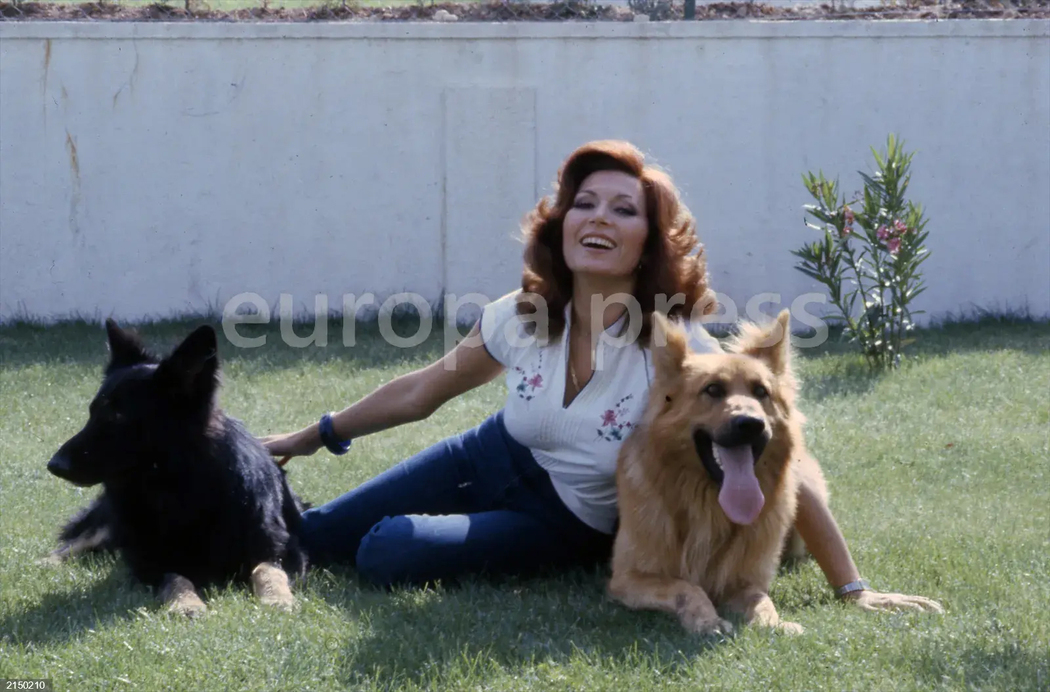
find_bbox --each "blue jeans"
[299,410,615,588]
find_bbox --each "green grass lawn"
[1,315,1047,691]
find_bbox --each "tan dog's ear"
[727,309,793,377]
[650,312,688,377]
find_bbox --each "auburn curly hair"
[517,140,717,344]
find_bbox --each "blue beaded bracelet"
[318,412,352,456]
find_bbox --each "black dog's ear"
[156,325,220,400]
[105,318,154,373]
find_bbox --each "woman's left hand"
[844,589,944,614]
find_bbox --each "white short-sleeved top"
[479,290,723,534]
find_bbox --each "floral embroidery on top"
[596,394,635,441]
[512,352,544,402]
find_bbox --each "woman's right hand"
[259,426,323,466]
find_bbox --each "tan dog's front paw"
[776,620,804,635]
[682,613,734,636]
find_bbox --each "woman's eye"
[573,199,594,209]
[616,207,637,216]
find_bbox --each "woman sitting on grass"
[261,139,942,614]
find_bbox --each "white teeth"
[712,446,723,468]
[582,236,615,249]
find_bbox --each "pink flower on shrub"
[886,237,902,254]
[894,219,908,235]
[839,207,854,237]
[877,225,891,241]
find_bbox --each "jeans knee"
[355,515,414,588]
[297,507,333,565]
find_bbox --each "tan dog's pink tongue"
[714,443,765,525]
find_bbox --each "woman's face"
[562,170,649,281]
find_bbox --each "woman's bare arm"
[259,321,503,461]
[795,473,944,613]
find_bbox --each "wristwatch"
[835,578,871,598]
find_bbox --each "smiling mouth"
[580,235,616,250]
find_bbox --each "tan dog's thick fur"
[609,310,823,635]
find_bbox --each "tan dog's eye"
[754,384,769,399]
[703,382,726,398]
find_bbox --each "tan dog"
[609,309,826,635]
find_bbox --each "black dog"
[46,319,308,616]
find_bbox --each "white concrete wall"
[1,20,1048,325]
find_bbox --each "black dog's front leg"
[43,495,117,564]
